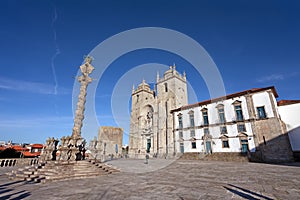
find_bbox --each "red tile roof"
[31,144,44,148]
[22,151,41,157]
[277,100,300,106]
[11,145,28,152]
[0,144,44,152]
[171,86,278,113]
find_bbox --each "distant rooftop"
[277,100,300,106]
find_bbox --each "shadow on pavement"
[224,184,273,200]
[0,180,31,200]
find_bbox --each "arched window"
[237,124,246,132]
[178,113,183,128]
[216,104,226,123]
[233,100,244,121]
[188,110,195,127]
[201,108,209,125]
[220,135,229,148]
[220,125,227,134]
[164,83,168,92]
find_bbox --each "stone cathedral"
[129,65,188,158]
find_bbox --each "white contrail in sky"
[51,7,60,95]
[0,76,71,95]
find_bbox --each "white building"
[278,100,300,160]
[171,86,294,162]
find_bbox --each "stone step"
[74,165,93,168]
[9,159,118,183]
[28,167,38,171]
[34,176,46,183]
[38,168,66,172]
[179,153,204,160]
[107,168,120,172]
[41,172,58,176]
[202,153,248,162]
[179,152,249,162]
[15,173,28,178]
[25,175,39,181]
[23,171,34,175]
[73,170,100,174]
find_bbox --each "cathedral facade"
[129,65,187,158]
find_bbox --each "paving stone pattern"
[0,159,299,199]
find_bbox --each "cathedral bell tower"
[129,64,188,158]
[155,64,188,156]
[129,80,156,158]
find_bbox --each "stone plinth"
[40,137,59,161]
[41,136,86,162]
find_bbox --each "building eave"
[171,86,278,113]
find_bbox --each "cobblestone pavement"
[0,159,299,200]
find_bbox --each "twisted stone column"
[72,56,94,138]
[41,56,94,161]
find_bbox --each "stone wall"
[0,158,39,167]
[252,118,294,163]
[98,126,123,157]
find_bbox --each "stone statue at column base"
[88,137,104,162]
[40,137,59,161]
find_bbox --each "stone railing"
[0,158,39,167]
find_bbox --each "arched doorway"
[203,134,213,154]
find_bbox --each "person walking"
[145,152,149,164]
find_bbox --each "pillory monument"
[8,57,120,183]
[41,56,94,161]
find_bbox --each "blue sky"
[0,0,299,145]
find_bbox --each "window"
[222,140,229,148]
[189,112,195,127]
[202,110,209,125]
[240,139,248,153]
[165,101,168,115]
[190,130,195,137]
[237,124,246,132]
[146,139,151,153]
[257,106,267,119]
[178,114,183,128]
[220,126,227,134]
[136,95,139,102]
[179,131,183,138]
[204,128,209,135]
[217,105,226,123]
[180,143,184,153]
[235,105,244,121]
[164,83,168,92]
[191,141,196,149]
